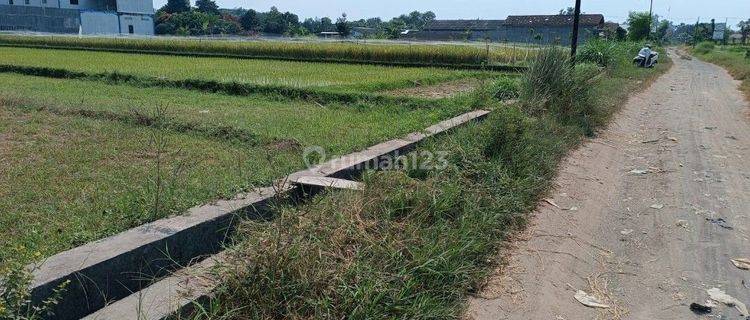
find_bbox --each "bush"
[519,47,605,134]
[154,22,176,35]
[694,41,716,54]
[488,77,520,101]
[1,253,68,319]
[521,48,597,114]
[577,39,619,67]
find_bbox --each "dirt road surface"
[466,52,750,319]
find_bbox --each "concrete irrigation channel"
[28,109,490,320]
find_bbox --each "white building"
[0,0,154,35]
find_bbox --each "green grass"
[0,73,479,265]
[0,107,299,264]
[192,42,670,319]
[0,34,531,67]
[692,45,750,98]
[0,73,475,154]
[0,47,490,93]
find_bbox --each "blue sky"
[154,0,749,27]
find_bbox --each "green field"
[0,70,479,263]
[0,47,491,93]
[0,73,471,152]
[0,34,531,67]
[0,106,301,261]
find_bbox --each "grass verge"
[189,43,670,319]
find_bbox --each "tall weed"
[694,41,716,55]
[519,47,602,133]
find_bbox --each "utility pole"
[649,0,654,23]
[648,0,655,39]
[570,0,582,63]
[694,17,700,44]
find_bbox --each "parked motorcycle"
[633,46,659,68]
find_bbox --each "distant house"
[602,22,624,40]
[352,27,377,38]
[503,14,604,45]
[319,31,342,39]
[729,33,745,44]
[405,14,605,45]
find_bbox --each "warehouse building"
[503,14,604,45]
[407,19,506,41]
[0,0,154,35]
[405,14,605,45]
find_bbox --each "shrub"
[488,77,520,101]
[519,47,603,134]
[694,41,716,54]
[1,253,68,319]
[577,39,619,67]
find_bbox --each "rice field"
[0,34,532,67]
[0,71,479,262]
[0,35,512,268]
[0,47,496,92]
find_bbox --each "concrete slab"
[292,176,365,191]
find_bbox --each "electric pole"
[648,0,654,38]
[694,17,700,44]
[570,0,582,63]
[649,0,654,22]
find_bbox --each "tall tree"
[655,19,672,43]
[162,0,190,14]
[365,17,382,28]
[559,7,575,15]
[240,9,260,32]
[263,6,284,34]
[739,19,750,44]
[627,11,652,41]
[195,0,219,15]
[421,11,436,27]
[302,18,321,33]
[336,13,351,37]
[320,17,334,32]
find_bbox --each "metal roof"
[424,19,506,31]
[504,14,605,27]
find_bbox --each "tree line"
[626,11,749,45]
[155,0,436,38]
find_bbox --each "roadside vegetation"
[691,43,750,98]
[0,35,531,68]
[188,42,669,319]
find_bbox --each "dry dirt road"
[466,52,750,319]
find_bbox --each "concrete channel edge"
[29,109,491,320]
